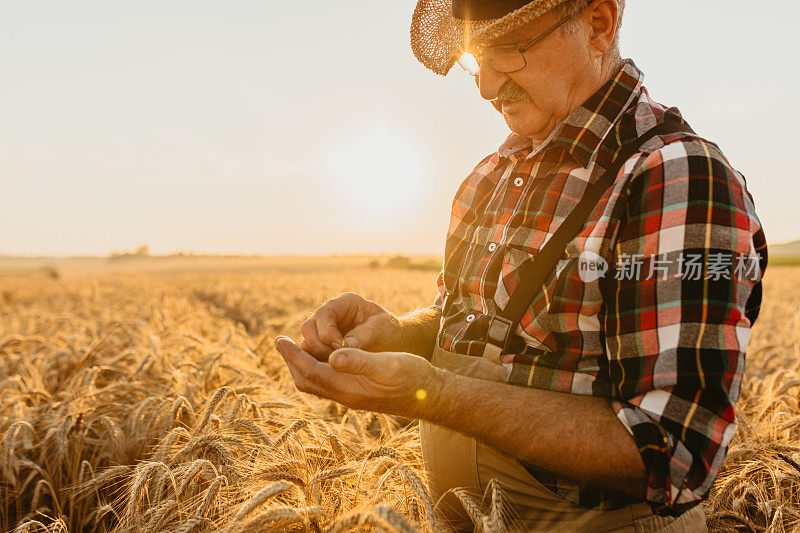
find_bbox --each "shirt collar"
[496,59,645,169]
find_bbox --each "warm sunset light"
[323,124,428,224]
[2,2,799,532]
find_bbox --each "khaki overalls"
[419,345,708,533]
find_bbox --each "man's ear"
[584,0,619,59]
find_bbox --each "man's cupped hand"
[274,336,442,420]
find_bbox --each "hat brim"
[411,0,573,76]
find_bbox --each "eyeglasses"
[456,4,588,76]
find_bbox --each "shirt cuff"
[611,399,706,515]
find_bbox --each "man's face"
[475,10,594,141]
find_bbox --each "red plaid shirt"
[433,59,767,515]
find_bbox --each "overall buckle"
[483,316,513,364]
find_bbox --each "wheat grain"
[231,480,294,521]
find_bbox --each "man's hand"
[275,335,646,498]
[275,336,442,419]
[299,292,401,360]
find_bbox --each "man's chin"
[494,101,535,133]
[503,115,541,138]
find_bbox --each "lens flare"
[457,52,479,76]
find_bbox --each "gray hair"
[555,0,625,57]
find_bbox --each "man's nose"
[476,64,508,101]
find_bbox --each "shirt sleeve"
[601,135,767,515]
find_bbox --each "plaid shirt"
[433,59,767,515]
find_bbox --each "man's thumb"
[330,348,378,377]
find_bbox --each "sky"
[2,0,799,256]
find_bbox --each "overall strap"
[482,118,694,363]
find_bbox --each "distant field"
[0,259,798,532]
[0,253,442,278]
[768,255,800,266]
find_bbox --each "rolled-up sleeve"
[602,137,767,515]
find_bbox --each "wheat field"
[0,262,798,532]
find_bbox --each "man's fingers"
[275,336,316,373]
[315,313,343,348]
[296,292,378,355]
[276,337,326,385]
[306,299,348,350]
[275,336,348,399]
[318,293,365,345]
[299,317,332,357]
[341,320,378,350]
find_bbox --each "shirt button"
[514,177,524,187]
[466,314,476,323]
[488,242,497,252]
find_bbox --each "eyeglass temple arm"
[518,14,574,53]
[518,0,593,53]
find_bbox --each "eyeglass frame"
[457,1,591,76]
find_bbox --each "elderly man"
[275,0,767,530]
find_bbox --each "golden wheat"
[0,264,797,532]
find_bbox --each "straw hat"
[410,0,579,75]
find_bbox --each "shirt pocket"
[493,243,533,312]
[494,242,572,312]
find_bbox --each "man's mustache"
[491,80,533,111]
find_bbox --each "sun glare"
[323,125,428,224]
[457,52,479,76]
